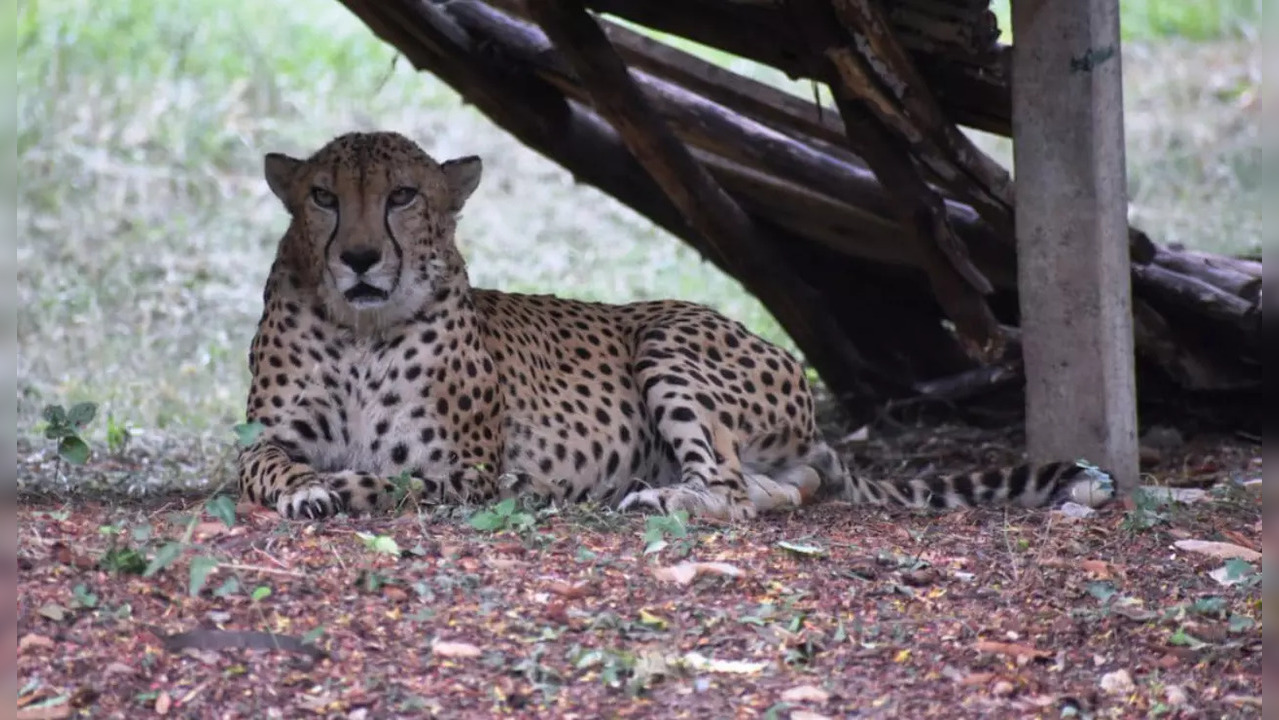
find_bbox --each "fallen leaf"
[16,703,71,720]
[1099,669,1135,695]
[483,557,524,571]
[790,712,834,720]
[651,560,743,585]
[155,690,172,715]
[546,580,594,599]
[381,585,409,602]
[1078,559,1113,578]
[37,603,66,622]
[680,651,768,674]
[19,634,55,653]
[958,672,998,685]
[544,600,570,625]
[900,568,938,586]
[1173,539,1261,562]
[638,609,668,629]
[491,541,526,555]
[780,684,831,703]
[776,540,827,557]
[431,640,482,658]
[973,641,1050,661]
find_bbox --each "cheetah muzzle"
[236,130,1116,522]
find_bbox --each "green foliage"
[204,495,237,528]
[105,412,132,456]
[469,497,537,534]
[642,510,690,555]
[232,422,265,448]
[357,532,403,557]
[1121,487,1172,532]
[40,402,97,465]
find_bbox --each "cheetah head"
[263,130,482,328]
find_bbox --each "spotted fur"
[237,131,1115,521]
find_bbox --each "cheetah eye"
[387,186,418,209]
[310,187,337,209]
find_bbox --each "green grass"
[16,0,1261,447]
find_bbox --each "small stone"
[1100,669,1135,695]
[991,680,1015,696]
[1164,685,1188,706]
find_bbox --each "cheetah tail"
[845,460,1116,510]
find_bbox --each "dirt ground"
[14,425,1263,719]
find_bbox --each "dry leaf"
[973,641,1050,660]
[790,712,834,720]
[959,672,998,685]
[1099,669,1135,695]
[483,557,524,571]
[680,651,767,674]
[1173,539,1261,562]
[1078,559,1113,578]
[546,580,594,599]
[18,634,55,653]
[381,585,409,602]
[651,561,743,585]
[16,704,72,720]
[193,521,236,539]
[155,690,172,715]
[780,684,831,703]
[431,640,482,658]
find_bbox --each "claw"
[278,483,342,520]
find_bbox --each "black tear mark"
[1070,45,1116,73]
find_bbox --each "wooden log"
[1132,264,1261,344]
[829,0,1014,221]
[449,0,1009,279]
[790,0,1003,352]
[1151,248,1262,302]
[585,0,1015,135]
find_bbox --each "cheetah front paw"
[618,485,757,521]
[277,481,346,520]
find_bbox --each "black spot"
[391,444,409,464]
[290,420,317,442]
[669,406,696,423]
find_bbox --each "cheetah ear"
[441,155,482,213]
[264,152,304,207]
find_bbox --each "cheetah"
[237,131,1114,521]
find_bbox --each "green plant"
[642,510,690,555]
[1121,486,1171,532]
[105,412,131,456]
[469,497,537,533]
[40,402,97,465]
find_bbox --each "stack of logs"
[334,0,1262,432]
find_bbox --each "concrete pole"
[1011,0,1139,494]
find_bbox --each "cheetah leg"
[239,443,499,520]
[617,368,757,521]
[237,443,402,519]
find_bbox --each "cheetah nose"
[339,248,382,274]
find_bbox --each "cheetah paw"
[277,482,344,520]
[618,486,757,521]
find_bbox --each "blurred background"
[15,0,1261,473]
